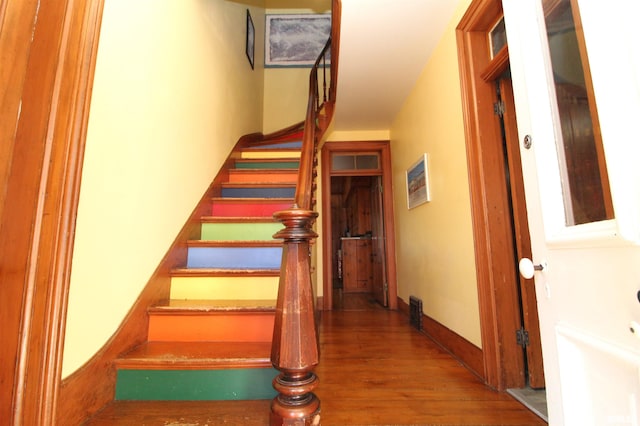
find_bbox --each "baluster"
[270,207,320,426]
[322,57,327,104]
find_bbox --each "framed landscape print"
[265,14,331,67]
[406,154,431,209]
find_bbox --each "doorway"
[320,141,398,311]
[456,0,545,397]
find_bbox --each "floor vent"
[409,296,423,331]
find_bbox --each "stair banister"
[270,1,340,424]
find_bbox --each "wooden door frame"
[0,0,104,423]
[320,141,398,311]
[457,0,540,391]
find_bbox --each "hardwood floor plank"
[85,295,546,425]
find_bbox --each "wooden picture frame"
[265,14,331,68]
[406,154,431,209]
[246,9,255,69]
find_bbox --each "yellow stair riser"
[170,276,279,300]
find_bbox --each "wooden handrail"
[295,37,332,210]
[269,1,340,424]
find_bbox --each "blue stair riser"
[245,141,302,149]
[187,246,282,269]
[115,368,278,401]
[221,187,296,198]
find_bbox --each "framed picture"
[406,154,431,209]
[265,14,331,68]
[246,9,255,69]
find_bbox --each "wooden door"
[342,238,371,293]
[370,177,387,306]
[499,78,545,388]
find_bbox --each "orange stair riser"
[227,172,297,183]
[148,314,274,342]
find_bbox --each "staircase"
[113,138,303,402]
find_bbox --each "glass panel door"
[543,0,614,225]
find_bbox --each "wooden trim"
[480,46,509,82]
[0,0,104,423]
[456,0,526,391]
[320,141,397,311]
[397,297,484,380]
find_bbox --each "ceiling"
[332,0,461,132]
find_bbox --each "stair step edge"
[170,268,280,277]
[149,299,277,314]
[186,240,282,247]
[115,341,272,370]
[211,197,294,202]
[201,217,280,223]
[115,357,271,370]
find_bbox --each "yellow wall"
[389,0,481,347]
[262,3,331,133]
[62,0,266,377]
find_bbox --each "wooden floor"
[85,294,546,425]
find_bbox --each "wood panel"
[341,238,372,293]
[456,0,528,390]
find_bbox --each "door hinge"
[383,281,388,293]
[516,328,530,347]
[493,100,505,117]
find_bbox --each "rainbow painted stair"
[114,139,302,401]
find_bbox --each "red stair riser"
[147,314,275,342]
[211,202,292,217]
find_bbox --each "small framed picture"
[246,9,255,69]
[406,154,431,209]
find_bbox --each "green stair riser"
[170,276,279,300]
[235,161,299,169]
[115,368,278,401]
[200,222,284,241]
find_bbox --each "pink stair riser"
[211,201,293,217]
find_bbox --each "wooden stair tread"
[229,168,298,173]
[211,197,294,203]
[233,158,300,162]
[201,216,279,223]
[115,341,272,370]
[186,240,282,247]
[170,268,280,277]
[220,182,296,188]
[237,148,301,153]
[150,299,276,313]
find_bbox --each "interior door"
[504,0,640,424]
[370,176,388,306]
[499,78,546,389]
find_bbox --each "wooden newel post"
[271,206,321,426]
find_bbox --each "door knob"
[518,258,545,279]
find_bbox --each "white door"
[503,0,640,424]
